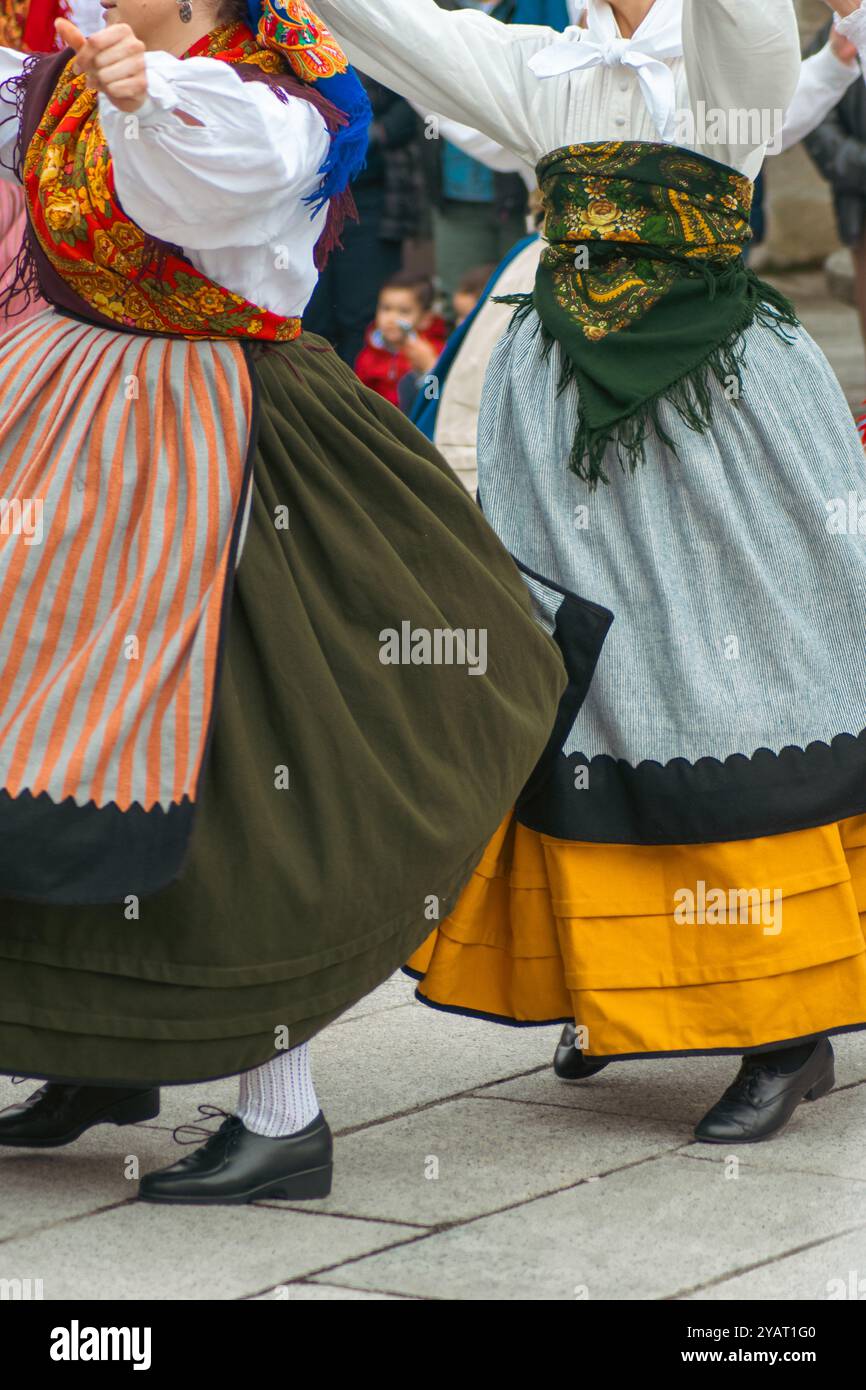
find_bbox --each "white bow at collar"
[529,0,685,143]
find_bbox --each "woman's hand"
[830,26,859,63]
[55,18,148,114]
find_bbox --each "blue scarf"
[245,0,370,212]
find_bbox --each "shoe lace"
[171,1104,236,1148]
[731,1062,774,1104]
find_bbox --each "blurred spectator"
[305,74,422,365]
[452,263,497,324]
[354,271,448,409]
[804,21,866,360]
[426,0,569,303]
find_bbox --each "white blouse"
[316,0,802,180]
[0,48,331,317]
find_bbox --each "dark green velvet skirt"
[0,335,566,1085]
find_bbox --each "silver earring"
[178,0,193,20]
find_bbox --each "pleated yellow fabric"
[405,813,866,1057]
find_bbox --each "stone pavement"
[0,970,864,1301]
[0,273,864,1302]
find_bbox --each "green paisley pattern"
[537,142,754,341]
[498,141,796,486]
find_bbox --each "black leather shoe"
[138,1111,333,1205]
[0,1083,160,1148]
[553,1023,612,1081]
[694,1038,835,1144]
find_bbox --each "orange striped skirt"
[406,810,866,1057]
[0,309,252,901]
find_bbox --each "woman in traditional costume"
[411,4,866,493]
[0,0,568,1202]
[318,0,866,1145]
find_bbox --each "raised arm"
[683,0,801,177]
[316,0,550,164]
[99,54,330,251]
[777,38,860,155]
[57,21,329,251]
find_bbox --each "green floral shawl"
[498,142,799,487]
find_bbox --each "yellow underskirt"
[406,812,866,1056]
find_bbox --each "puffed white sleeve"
[683,0,802,178]
[0,47,28,185]
[316,0,551,165]
[99,51,331,250]
[777,42,860,155]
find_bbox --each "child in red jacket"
[355,272,448,409]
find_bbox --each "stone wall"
[765,0,840,267]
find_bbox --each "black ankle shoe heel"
[805,1068,835,1102]
[264,1162,333,1201]
[109,1090,161,1125]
